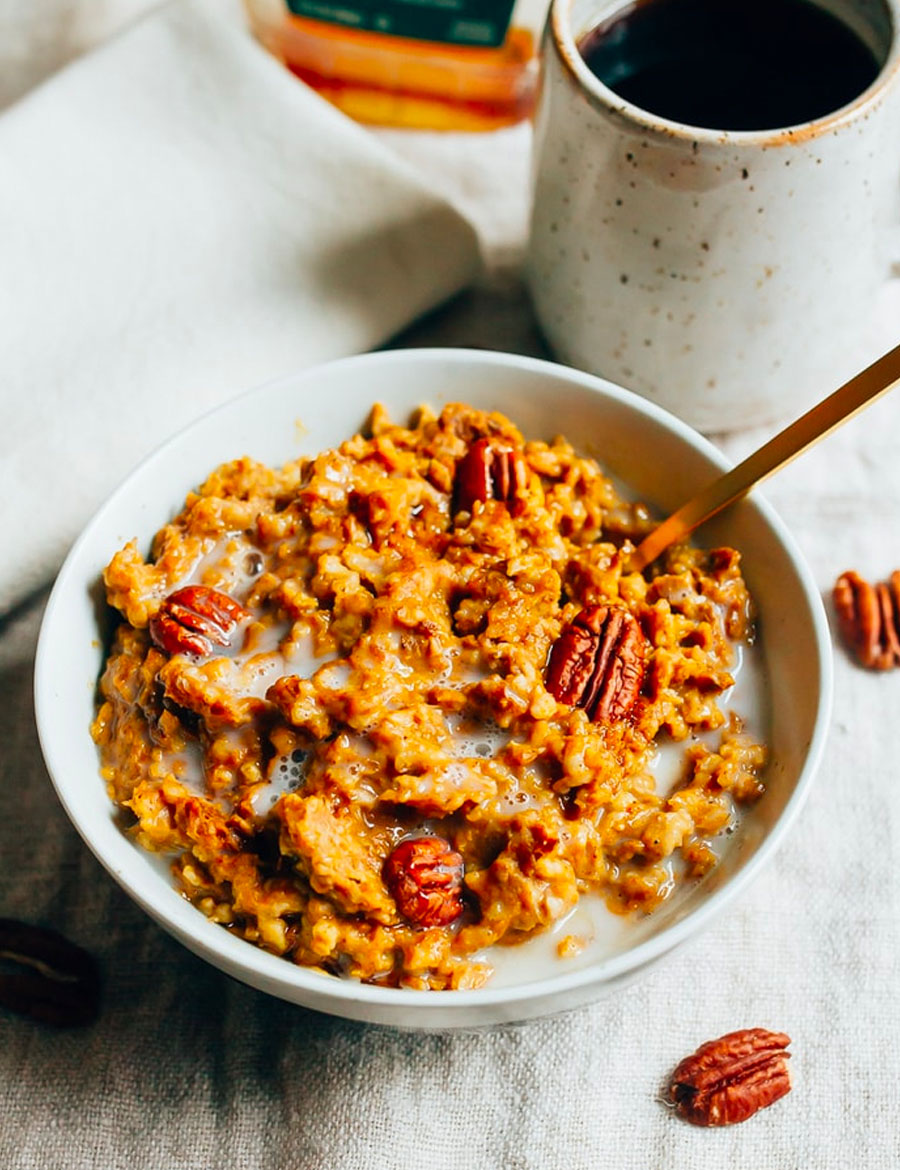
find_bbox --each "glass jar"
[244,0,550,130]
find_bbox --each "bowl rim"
[34,347,833,1017]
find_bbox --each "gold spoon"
[628,341,900,573]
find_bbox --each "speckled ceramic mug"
[528,0,900,431]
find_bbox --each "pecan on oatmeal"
[150,585,250,658]
[453,437,528,516]
[545,604,647,723]
[384,836,465,927]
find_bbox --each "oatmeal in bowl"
[36,350,831,1026]
[93,400,767,990]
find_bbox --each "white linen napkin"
[0,0,480,615]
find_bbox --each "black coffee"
[578,0,881,131]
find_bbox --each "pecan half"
[545,605,647,723]
[0,919,101,1028]
[833,569,900,670]
[149,585,250,658]
[453,438,528,516]
[384,836,465,928]
[670,1028,792,1127]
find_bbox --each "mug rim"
[550,0,900,146]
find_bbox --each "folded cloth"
[0,0,480,615]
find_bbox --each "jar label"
[285,0,517,47]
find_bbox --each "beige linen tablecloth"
[2,5,900,1167]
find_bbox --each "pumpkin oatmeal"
[91,402,766,990]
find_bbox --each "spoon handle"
[629,340,900,573]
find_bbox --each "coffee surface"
[578,0,881,131]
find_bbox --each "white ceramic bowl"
[35,349,832,1029]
